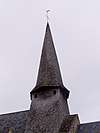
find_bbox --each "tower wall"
[25,88,69,133]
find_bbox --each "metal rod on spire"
[46,10,50,22]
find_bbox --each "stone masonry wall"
[25,88,70,133]
[68,115,80,133]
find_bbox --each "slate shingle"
[77,121,100,133]
[0,110,29,133]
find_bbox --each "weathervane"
[46,10,50,22]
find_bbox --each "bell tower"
[25,23,70,133]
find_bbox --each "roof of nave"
[0,110,29,133]
[77,121,100,133]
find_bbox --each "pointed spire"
[31,23,69,99]
[36,22,63,87]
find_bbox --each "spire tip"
[46,10,50,22]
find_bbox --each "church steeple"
[31,23,69,99]
[37,22,63,87]
[27,23,70,133]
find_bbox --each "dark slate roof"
[0,110,29,133]
[35,22,63,87]
[31,22,69,99]
[77,121,100,133]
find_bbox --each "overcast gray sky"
[0,0,100,123]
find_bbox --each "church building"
[0,22,100,133]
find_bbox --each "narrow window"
[34,93,37,98]
[53,90,56,95]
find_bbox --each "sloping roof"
[0,110,29,133]
[77,121,100,133]
[1,110,100,133]
[0,110,76,133]
[0,110,79,133]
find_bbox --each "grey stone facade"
[25,88,70,133]
[59,115,80,133]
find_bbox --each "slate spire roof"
[31,22,69,98]
[36,22,63,87]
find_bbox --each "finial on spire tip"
[46,10,50,22]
